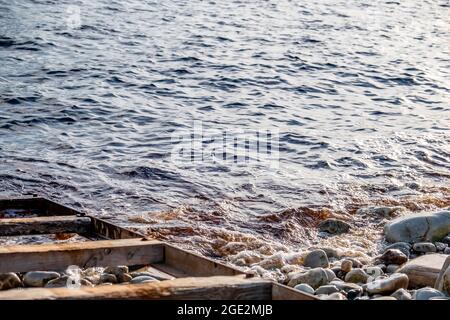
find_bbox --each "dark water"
[1,0,449,261]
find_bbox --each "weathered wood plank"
[0,197,80,216]
[0,239,164,273]
[0,216,92,237]
[0,276,272,300]
[89,217,144,240]
[272,283,318,300]
[164,244,243,277]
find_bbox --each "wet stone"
[378,249,408,265]
[0,273,22,290]
[23,271,60,287]
[435,242,448,252]
[366,273,409,294]
[413,287,445,300]
[386,264,400,274]
[318,219,351,235]
[391,288,412,300]
[100,273,117,284]
[413,242,436,253]
[344,269,369,284]
[294,283,315,295]
[340,259,353,273]
[315,285,339,295]
[384,242,411,258]
[129,276,158,284]
[304,250,329,268]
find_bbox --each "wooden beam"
[0,216,92,237]
[272,283,318,300]
[0,239,164,273]
[0,276,273,300]
[164,244,243,277]
[89,217,144,240]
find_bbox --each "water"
[1,0,449,272]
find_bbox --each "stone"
[384,242,411,257]
[366,273,409,294]
[322,292,347,300]
[445,247,450,255]
[442,235,450,245]
[315,285,339,295]
[378,249,408,265]
[329,281,363,294]
[346,289,362,300]
[117,273,132,283]
[100,273,117,284]
[294,283,315,295]
[340,259,353,273]
[412,242,436,253]
[384,210,450,243]
[45,276,70,288]
[318,219,351,235]
[287,268,334,289]
[365,266,384,281]
[398,254,447,288]
[129,276,158,284]
[0,273,22,290]
[413,287,445,300]
[435,242,448,252]
[429,297,450,300]
[23,271,60,287]
[391,288,412,300]
[104,266,129,276]
[344,269,369,284]
[386,264,400,274]
[304,250,329,268]
[344,258,363,269]
[372,296,397,300]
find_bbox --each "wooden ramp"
[0,197,316,300]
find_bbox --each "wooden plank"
[0,239,164,273]
[272,283,318,300]
[164,244,244,277]
[0,276,273,300]
[0,197,80,217]
[0,216,92,237]
[89,217,144,240]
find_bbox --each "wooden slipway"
[0,197,316,300]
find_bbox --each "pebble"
[442,235,450,245]
[45,276,70,288]
[384,242,411,258]
[340,259,353,273]
[346,289,362,300]
[344,269,369,284]
[100,273,118,284]
[329,281,363,294]
[435,242,448,252]
[440,265,450,295]
[322,292,347,300]
[445,247,450,255]
[315,285,339,295]
[386,264,400,274]
[117,273,133,283]
[378,249,408,265]
[304,250,329,268]
[357,206,404,218]
[0,273,22,290]
[23,271,60,287]
[104,266,129,276]
[287,268,334,289]
[413,287,445,300]
[412,242,436,253]
[129,276,158,284]
[294,283,315,295]
[345,258,363,269]
[391,288,412,300]
[366,273,409,294]
[365,266,384,280]
[318,219,351,235]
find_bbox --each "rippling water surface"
[1,0,449,270]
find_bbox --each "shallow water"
[0,0,449,269]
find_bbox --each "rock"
[312,247,342,259]
[100,273,117,284]
[413,287,445,300]
[287,268,334,289]
[366,273,409,294]
[340,259,353,273]
[398,254,447,288]
[23,271,60,287]
[330,281,363,294]
[384,242,411,257]
[386,264,400,274]
[391,288,412,300]
[346,289,362,300]
[435,242,448,252]
[344,269,369,284]
[117,273,132,283]
[413,242,436,253]
[0,273,22,290]
[45,276,70,288]
[429,296,450,300]
[129,276,158,284]
[318,219,351,235]
[304,250,329,268]
[378,249,408,265]
[372,296,397,300]
[344,258,363,269]
[294,283,315,295]
[442,235,450,245]
[322,292,347,300]
[315,285,340,295]
[104,266,129,276]
[357,206,405,218]
[384,210,450,243]
[445,247,450,255]
[365,266,384,281]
